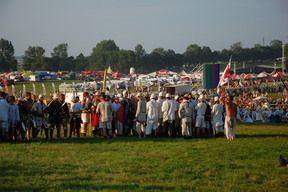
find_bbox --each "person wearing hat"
[81,91,92,137]
[174,95,181,137]
[7,95,20,141]
[195,95,207,137]
[47,93,62,139]
[96,95,113,138]
[156,92,166,137]
[162,93,177,137]
[31,94,47,140]
[145,93,159,137]
[178,97,194,138]
[91,92,101,137]
[135,92,147,138]
[122,90,131,136]
[112,95,122,136]
[70,96,83,138]
[211,96,224,137]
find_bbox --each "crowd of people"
[0,86,287,142]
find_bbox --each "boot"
[57,129,61,139]
[50,129,54,139]
[64,129,68,138]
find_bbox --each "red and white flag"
[218,58,231,87]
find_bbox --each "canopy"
[271,71,287,78]
[22,72,34,76]
[179,70,188,76]
[230,74,241,80]
[244,73,256,79]
[257,72,269,78]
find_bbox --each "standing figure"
[162,93,177,137]
[178,97,194,139]
[32,94,47,140]
[156,92,166,137]
[81,92,92,137]
[59,94,70,138]
[96,95,113,138]
[135,93,147,138]
[91,92,101,137]
[145,94,159,137]
[8,96,20,141]
[22,92,35,140]
[223,95,238,141]
[70,96,82,138]
[0,93,9,141]
[195,95,207,137]
[211,97,224,137]
[47,94,62,139]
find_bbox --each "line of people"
[0,90,238,142]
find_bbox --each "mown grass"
[0,123,288,191]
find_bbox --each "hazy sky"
[1,0,288,57]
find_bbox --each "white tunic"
[162,100,177,121]
[146,100,159,122]
[211,103,224,127]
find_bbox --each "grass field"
[1,123,288,192]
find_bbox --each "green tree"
[269,40,282,49]
[89,40,120,71]
[74,53,87,71]
[51,43,70,71]
[134,44,146,57]
[92,40,119,53]
[23,46,46,71]
[0,38,17,71]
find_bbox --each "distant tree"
[269,40,282,49]
[51,43,70,71]
[134,44,146,57]
[92,40,119,53]
[89,40,120,71]
[0,38,17,71]
[151,48,165,56]
[184,44,202,64]
[201,46,212,62]
[74,53,87,71]
[230,41,242,52]
[23,46,46,71]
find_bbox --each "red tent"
[230,74,241,80]
[244,73,256,79]
[156,69,169,76]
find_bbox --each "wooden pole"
[102,69,108,93]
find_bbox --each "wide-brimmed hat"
[136,92,143,99]
[214,96,219,101]
[150,93,156,99]
[165,93,171,98]
[159,92,165,97]
[53,93,59,99]
[198,94,205,101]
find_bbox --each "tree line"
[0,38,287,73]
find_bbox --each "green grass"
[1,123,288,191]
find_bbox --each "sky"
[0,0,288,57]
